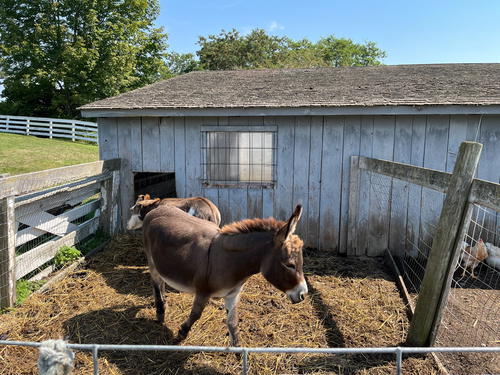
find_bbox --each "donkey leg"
[224,289,241,347]
[152,279,166,322]
[177,294,209,341]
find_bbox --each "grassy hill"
[0,133,99,175]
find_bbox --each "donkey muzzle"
[286,280,308,304]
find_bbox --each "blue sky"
[158,0,500,65]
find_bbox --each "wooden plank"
[358,157,451,193]
[307,117,323,249]
[367,116,395,256]
[292,116,311,243]
[0,159,120,199]
[15,217,100,280]
[447,115,468,172]
[15,180,101,218]
[247,188,263,218]
[159,117,176,172]
[319,116,344,252]
[174,117,186,197]
[347,157,360,255]
[16,200,100,246]
[470,179,500,212]
[128,117,142,172]
[389,116,413,257]
[141,117,161,172]
[406,116,426,256]
[274,117,295,221]
[407,142,482,346]
[184,117,202,197]
[474,115,500,241]
[0,196,16,308]
[229,189,247,222]
[262,188,274,219]
[97,118,118,160]
[420,115,449,248]
[355,116,374,255]
[339,116,361,254]
[218,189,230,225]
[117,119,135,230]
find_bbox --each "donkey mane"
[220,217,285,236]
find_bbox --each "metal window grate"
[201,130,277,187]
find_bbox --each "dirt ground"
[0,235,440,375]
[434,269,500,375]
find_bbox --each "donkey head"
[127,195,161,230]
[261,205,308,303]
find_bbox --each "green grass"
[16,279,45,305]
[0,133,99,175]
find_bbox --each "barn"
[79,63,500,254]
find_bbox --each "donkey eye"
[285,263,296,271]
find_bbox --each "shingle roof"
[79,64,500,110]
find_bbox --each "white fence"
[0,159,121,308]
[0,115,98,143]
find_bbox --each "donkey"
[142,204,307,346]
[127,194,221,230]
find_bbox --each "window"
[201,126,277,187]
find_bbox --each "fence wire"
[435,202,500,373]
[362,170,445,305]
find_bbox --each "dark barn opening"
[133,172,176,199]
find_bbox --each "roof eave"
[80,105,500,118]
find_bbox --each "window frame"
[200,125,277,189]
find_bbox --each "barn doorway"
[133,172,176,199]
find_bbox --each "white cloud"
[268,21,284,32]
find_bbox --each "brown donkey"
[142,204,307,346]
[127,194,221,230]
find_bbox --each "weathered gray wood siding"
[99,114,500,254]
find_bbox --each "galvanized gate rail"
[1,340,499,375]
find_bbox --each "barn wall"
[98,114,500,254]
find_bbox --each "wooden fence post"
[406,141,482,346]
[0,196,16,308]
[100,170,120,237]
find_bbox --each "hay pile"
[0,235,437,375]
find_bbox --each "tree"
[0,0,169,118]
[166,52,200,75]
[197,28,386,71]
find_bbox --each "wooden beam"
[406,141,482,347]
[0,159,120,199]
[0,196,16,308]
[469,178,500,212]
[358,156,451,194]
[15,216,99,279]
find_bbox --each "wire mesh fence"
[359,169,446,306]
[434,202,500,373]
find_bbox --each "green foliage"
[0,0,169,118]
[197,28,386,70]
[166,52,201,75]
[16,279,45,305]
[54,245,81,268]
[77,229,109,255]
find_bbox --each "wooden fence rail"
[0,115,98,143]
[0,159,120,308]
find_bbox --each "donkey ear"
[277,204,303,242]
[143,194,151,200]
[138,198,160,207]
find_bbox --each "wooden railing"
[0,115,98,143]
[0,159,120,308]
